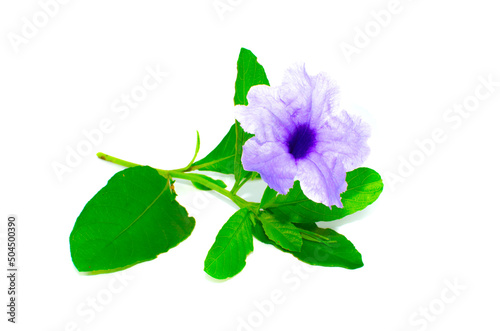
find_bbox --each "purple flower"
[235,65,370,208]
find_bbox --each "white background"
[1,0,499,330]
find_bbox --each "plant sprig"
[69,48,383,280]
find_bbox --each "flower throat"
[287,124,317,160]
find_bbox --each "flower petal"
[236,64,370,208]
[296,152,347,208]
[309,72,340,128]
[278,65,340,129]
[235,85,294,144]
[278,64,313,126]
[315,110,370,171]
[241,138,297,194]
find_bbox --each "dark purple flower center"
[287,124,317,160]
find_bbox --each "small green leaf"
[204,208,254,279]
[192,123,252,175]
[252,218,273,245]
[259,212,302,252]
[234,47,270,106]
[191,174,227,191]
[266,167,383,223]
[70,166,195,272]
[253,221,363,269]
[233,121,246,185]
[233,48,270,183]
[192,48,270,182]
[260,186,278,209]
[292,224,363,269]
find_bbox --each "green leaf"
[191,124,251,175]
[253,221,363,269]
[259,212,302,252]
[264,167,383,223]
[204,208,254,279]
[192,48,270,181]
[190,174,227,191]
[70,166,195,272]
[292,224,363,269]
[233,121,246,184]
[233,48,270,183]
[234,47,270,106]
[252,217,273,245]
[260,186,278,209]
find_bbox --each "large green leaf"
[70,166,195,272]
[253,221,363,269]
[262,167,383,223]
[192,48,270,181]
[204,208,254,279]
[259,212,302,252]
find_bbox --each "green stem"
[173,131,200,172]
[97,152,141,168]
[231,171,259,195]
[96,152,253,210]
[164,170,249,209]
[230,179,244,195]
